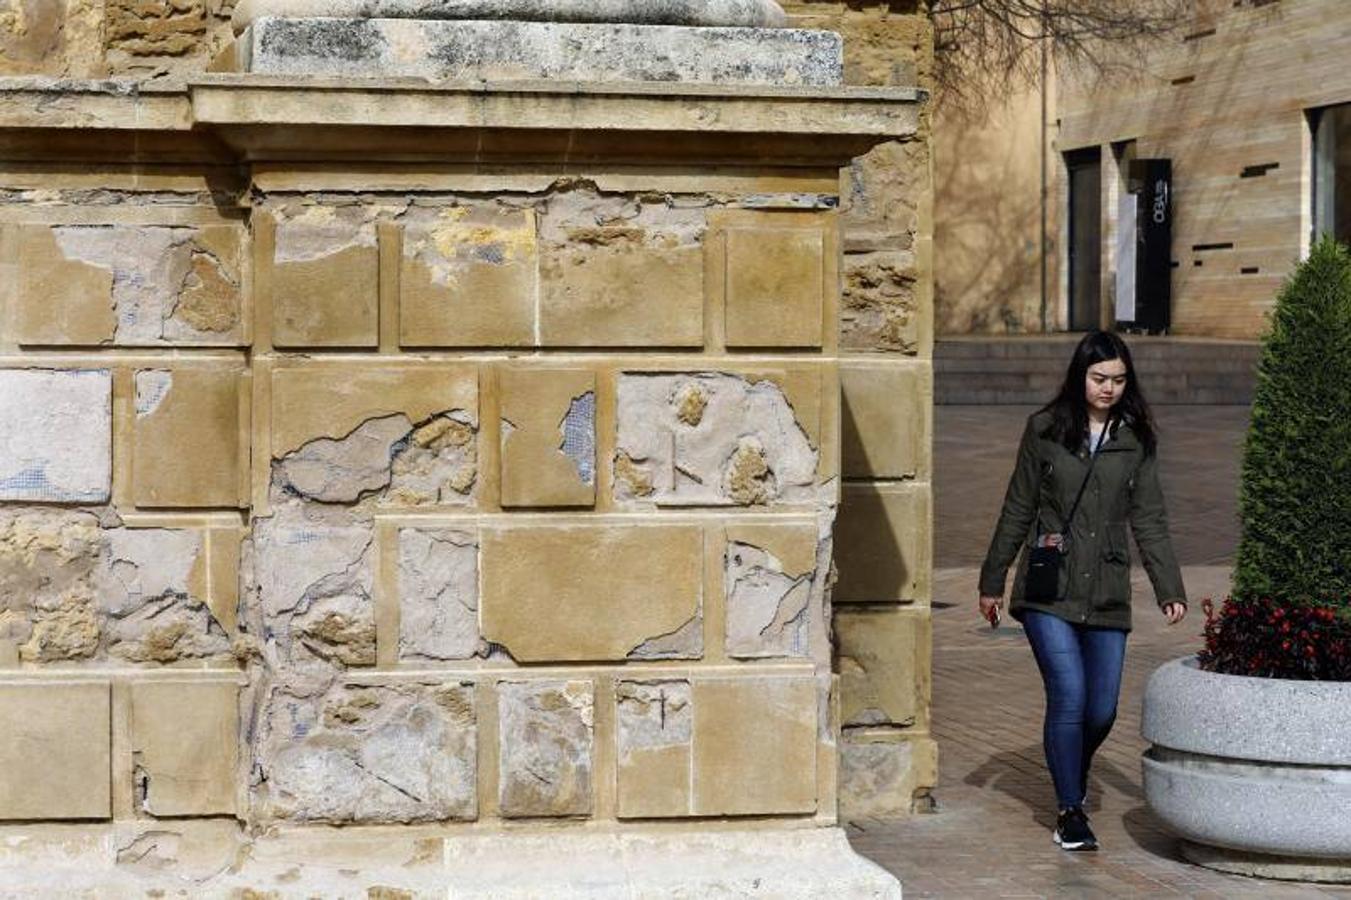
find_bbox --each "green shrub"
[1232,236,1351,609]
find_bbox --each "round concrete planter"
[1142,657,1351,882]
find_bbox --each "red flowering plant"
[1196,238,1351,682]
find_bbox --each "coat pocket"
[1100,522,1131,597]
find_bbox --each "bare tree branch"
[931,0,1189,114]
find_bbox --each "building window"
[1312,104,1351,245]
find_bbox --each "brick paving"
[848,406,1351,898]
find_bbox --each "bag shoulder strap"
[1062,418,1111,533]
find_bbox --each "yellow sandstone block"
[499,366,596,508]
[271,217,379,348]
[724,226,826,348]
[480,524,702,662]
[840,360,931,479]
[129,680,239,817]
[834,482,931,603]
[836,605,930,728]
[0,681,111,820]
[133,367,247,508]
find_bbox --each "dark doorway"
[1312,104,1351,245]
[1066,147,1102,331]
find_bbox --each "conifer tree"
[1232,237,1351,607]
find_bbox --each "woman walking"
[978,330,1187,852]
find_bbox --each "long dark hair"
[1038,331,1157,455]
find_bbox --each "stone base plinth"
[0,823,901,897]
[1181,841,1351,885]
[234,17,843,85]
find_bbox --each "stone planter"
[1142,656,1351,882]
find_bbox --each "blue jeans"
[1022,611,1127,810]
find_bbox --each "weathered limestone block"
[400,206,536,348]
[834,482,930,603]
[538,192,705,348]
[615,373,819,507]
[130,681,238,817]
[270,365,479,508]
[839,732,937,821]
[724,226,826,348]
[235,19,841,87]
[16,225,244,347]
[99,527,232,665]
[397,528,480,662]
[498,680,593,818]
[233,0,790,30]
[499,366,595,508]
[0,681,110,820]
[841,249,921,355]
[480,524,702,662]
[0,369,111,503]
[271,208,379,348]
[614,675,820,818]
[615,680,693,819]
[840,360,930,479]
[836,605,929,728]
[0,509,104,662]
[253,521,376,667]
[724,524,818,658]
[256,680,477,823]
[133,367,247,509]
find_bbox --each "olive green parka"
[978,410,1187,631]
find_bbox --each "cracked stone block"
[133,367,247,508]
[724,524,819,659]
[270,365,479,507]
[691,677,818,816]
[256,680,477,823]
[839,733,937,821]
[615,680,692,819]
[130,681,238,817]
[397,528,480,662]
[400,206,537,348]
[99,527,232,665]
[834,482,930,603]
[253,521,376,667]
[841,360,929,479]
[538,191,705,347]
[0,681,110,819]
[499,366,596,508]
[15,224,244,347]
[724,226,826,348]
[836,605,929,728]
[614,372,818,507]
[480,524,702,662]
[271,208,379,348]
[0,369,111,503]
[498,680,593,818]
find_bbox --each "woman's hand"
[979,594,1004,626]
[1161,601,1186,625]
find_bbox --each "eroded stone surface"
[397,528,480,662]
[42,226,242,345]
[252,521,376,668]
[616,680,692,818]
[498,680,593,818]
[99,528,231,665]
[254,681,476,823]
[238,19,841,88]
[615,373,817,506]
[234,0,790,31]
[0,511,230,666]
[724,541,812,658]
[274,411,477,508]
[0,369,111,504]
[271,207,379,348]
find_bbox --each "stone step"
[935,337,1259,405]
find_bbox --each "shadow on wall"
[836,394,912,601]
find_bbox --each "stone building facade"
[0,0,934,892]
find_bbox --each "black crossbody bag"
[1024,421,1110,603]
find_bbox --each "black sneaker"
[1053,807,1098,851]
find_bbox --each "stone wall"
[0,55,938,860]
[785,0,939,819]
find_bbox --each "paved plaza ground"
[849,405,1351,898]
